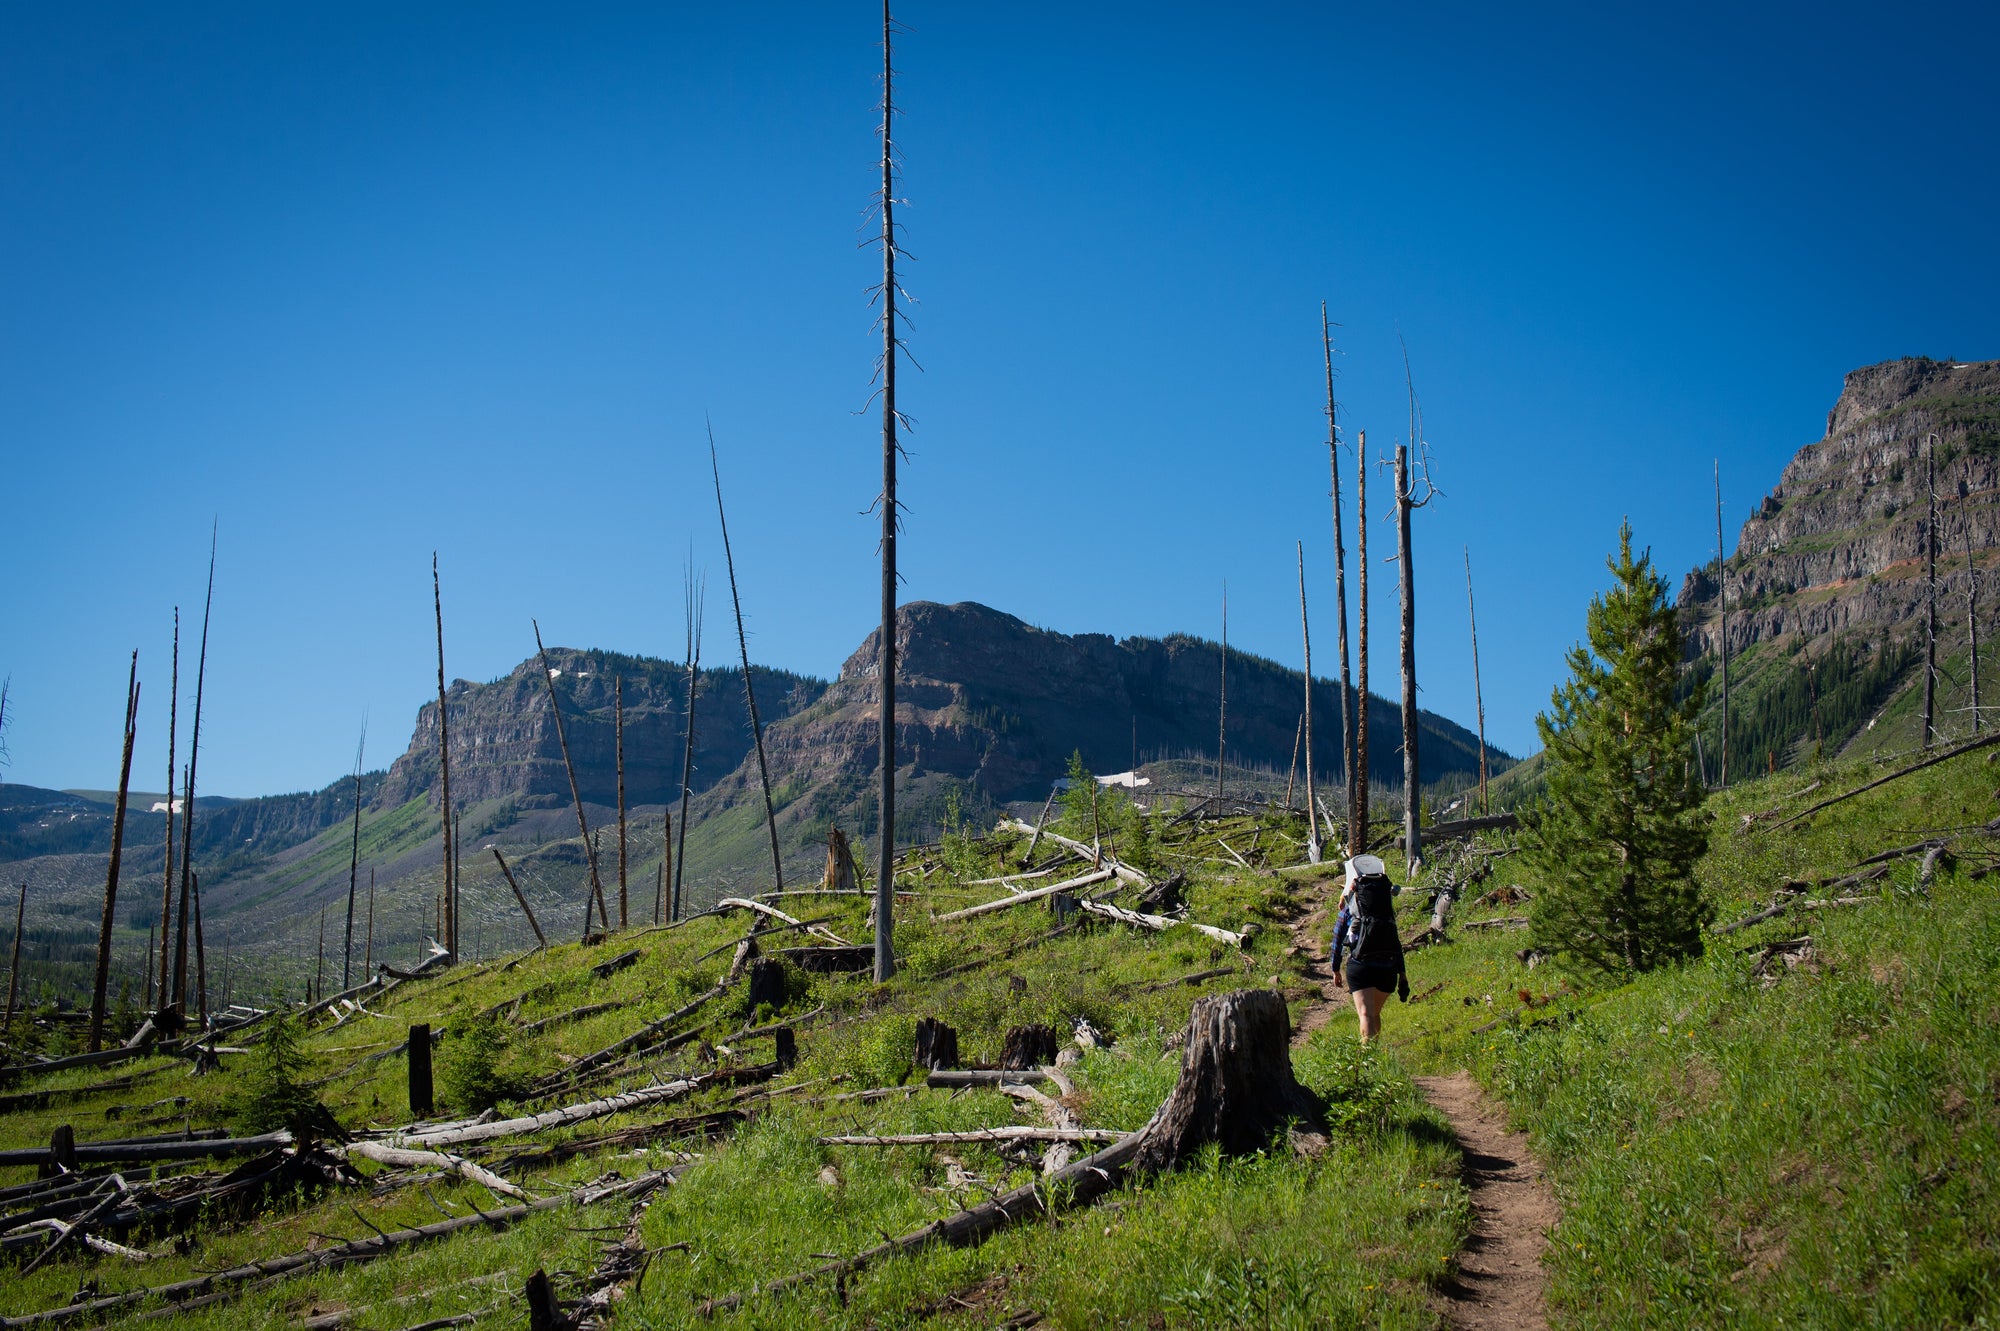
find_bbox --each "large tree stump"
[824,827,860,894]
[1130,989,1318,1174]
[998,1024,1058,1071]
[408,1023,433,1118]
[914,1017,958,1070]
[746,959,787,1013]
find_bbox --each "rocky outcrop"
[1680,357,2000,656]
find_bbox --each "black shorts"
[1345,961,1400,994]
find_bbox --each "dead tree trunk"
[408,1023,433,1117]
[3,882,22,1031]
[491,849,547,950]
[1298,542,1321,864]
[1284,713,1303,811]
[532,619,609,934]
[191,872,208,1024]
[342,724,366,992]
[872,0,905,985]
[710,425,786,894]
[89,658,139,1052]
[174,528,217,1012]
[1925,432,1938,748]
[824,827,859,894]
[1130,989,1318,1174]
[999,1024,1058,1070]
[1324,304,1356,852]
[674,570,705,921]
[432,555,456,956]
[1465,546,1489,815]
[1216,585,1227,798]
[315,909,325,1006]
[1715,460,1730,787]
[914,1017,958,1070]
[616,676,627,930]
[1967,502,1983,733]
[1391,430,1437,869]
[365,869,375,975]
[155,608,178,1016]
[1354,431,1371,844]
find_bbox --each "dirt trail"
[1286,897,1341,1046]
[1415,1071,1558,1331]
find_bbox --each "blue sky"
[4,1,1995,796]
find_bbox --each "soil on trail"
[1416,1071,1559,1331]
[1286,896,1342,1046]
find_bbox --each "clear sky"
[4,2,1995,797]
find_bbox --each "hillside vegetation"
[1,742,1995,1328]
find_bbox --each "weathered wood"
[931,868,1115,922]
[777,945,873,973]
[1354,428,1371,840]
[714,897,849,946]
[745,958,787,1013]
[384,1076,738,1152]
[1074,897,1251,948]
[913,1018,958,1071]
[1769,729,2000,828]
[153,610,179,1021]
[525,1268,570,1331]
[589,949,641,980]
[1324,305,1358,842]
[88,659,139,1052]
[1021,785,1059,867]
[1399,813,1520,846]
[0,1129,290,1168]
[822,826,860,894]
[340,1141,527,1201]
[433,555,457,956]
[818,1126,1121,1147]
[173,531,216,1013]
[773,1027,797,1071]
[998,1024,1058,1071]
[997,821,1149,887]
[710,428,786,897]
[489,849,547,951]
[1299,540,1321,863]
[407,1023,433,1117]
[673,573,703,922]
[1131,989,1316,1173]
[924,1069,1051,1089]
[531,619,609,938]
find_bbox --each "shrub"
[439,1014,528,1113]
[231,1013,321,1135]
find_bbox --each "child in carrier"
[1328,854,1410,1041]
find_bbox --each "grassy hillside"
[1,749,1995,1327]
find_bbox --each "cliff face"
[1677,357,2000,767]
[1682,358,2000,655]
[753,600,1507,808]
[376,649,828,810]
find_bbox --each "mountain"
[1677,356,2000,772]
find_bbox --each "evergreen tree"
[1523,524,1712,978]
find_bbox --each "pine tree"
[1523,523,1712,978]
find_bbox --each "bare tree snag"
[432,554,456,956]
[192,872,208,1026]
[174,527,217,1012]
[155,608,178,1016]
[1355,430,1371,843]
[532,619,609,936]
[365,869,375,976]
[1390,420,1438,869]
[1021,784,1057,867]
[824,827,860,894]
[673,569,705,921]
[1925,432,1939,748]
[914,1018,958,1070]
[1715,459,1731,787]
[88,657,139,1052]
[1217,583,1228,797]
[710,423,786,895]
[932,867,1114,922]
[1465,546,1489,815]
[745,958,786,1013]
[1968,498,1984,733]
[1298,541,1321,864]
[1130,989,1316,1173]
[1324,304,1357,851]
[342,722,366,993]
[872,0,907,985]
[6,884,27,1032]
[1284,713,1303,811]
[408,1023,433,1117]
[490,850,547,950]
[998,1024,1057,1070]
[616,675,627,930]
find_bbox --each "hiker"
[1328,853,1409,1040]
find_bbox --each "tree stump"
[998,1023,1058,1070]
[1130,989,1319,1174]
[746,959,787,1013]
[525,1267,572,1331]
[41,1126,76,1180]
[773,1027,797,1072]
[914,1017,958,1070]
[408,1023,433,1118]
[824,827,859,894]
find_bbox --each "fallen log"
[924,1069,1052,1089]
[999,820,1150,887]
[1399,813,1519,846]
[713,898,848,947]
[540,940,751,1088]
[380,1077,720,1150]
[517,1001,628,1037]
[0,1170,671,1330]
[0,1130,292,1168]
[774,946,873,974]
[816,1127,1122,1147]
[1770,730,2000,830]
[931,868,1115,922]
[1073,898,1251,948]
[588,949,641,980]
[1461,916,1529,931]
[340,1141,529,1201]
[1130,966,1236,994]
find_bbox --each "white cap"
[1342,854,1388,887]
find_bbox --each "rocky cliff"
[1679,357,2000,767]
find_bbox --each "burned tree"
[1392,440,1439,867]
[155,608,178,1015]
[1714,460,1731,787]
[710,425,785,893]
[432,555,456,955]
[1298,543,1321,864]
[1130,989,1318,1173]
[1465,546,1489,815]
[533,620,609,935]
[341,721,366,991]
[88,655,139,1052]
[1354,430,1371,843]
[1925,432,1939,748]
[174,529,217,1014]
[616,676,627,930]
[673,569,705,921]
[1323,303,1356,851]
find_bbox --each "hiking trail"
[1415,1070,1559,1331]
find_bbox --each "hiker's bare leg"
[1352,986,1388,1041]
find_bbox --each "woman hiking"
[1328,854,1409,1041]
